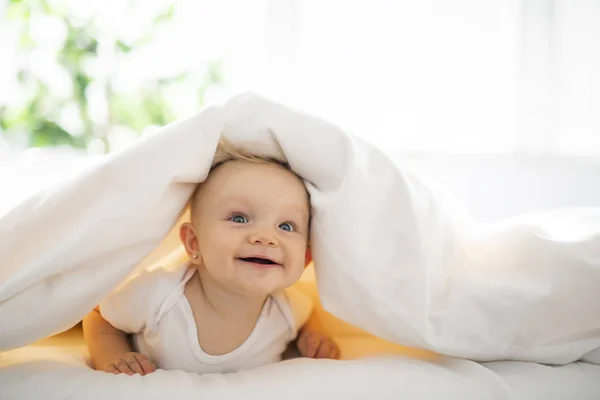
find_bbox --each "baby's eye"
[279,222,295,232]
[230,214,248,224]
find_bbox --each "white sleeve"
[99,268,163,335]
[284,286,314,331]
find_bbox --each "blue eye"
[230,214,248,223]
[279,222,295,232]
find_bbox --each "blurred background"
[1,0,599,221]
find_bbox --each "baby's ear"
[305,246,313,267]
[180,222,200,264]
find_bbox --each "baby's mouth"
[240,257,275,265]
[238,257,281,268]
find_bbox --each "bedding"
[1,92,600,369]
[2,327,600,400]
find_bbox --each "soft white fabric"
[1,93,600,364]
[2,342,600,400]
[99,263,312,374]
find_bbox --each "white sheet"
[1,93,600,365]
[2,340,600,400]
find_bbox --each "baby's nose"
[249,231,277,246]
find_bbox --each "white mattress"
[1,330,599,400]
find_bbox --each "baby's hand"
[104,352,157,375]
[297,329,340,360]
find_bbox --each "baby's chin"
[231,263,304,295]
[236,276,295,297]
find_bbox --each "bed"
[2,93,600,399]
[2,324,600,399]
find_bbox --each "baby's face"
[191,160,310,297]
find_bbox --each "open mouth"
[238,257,279,267]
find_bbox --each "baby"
[83,141,339,375]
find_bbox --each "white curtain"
[251,0,600,155]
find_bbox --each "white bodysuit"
[100,263,312,374]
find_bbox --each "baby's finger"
[134,354,156,374]
[315,340,331,359]
[297,333,311,357]
[127,358,145,375]
[330,344,341,360]
[305,334,322,358]
[114,358,135,375]
[296,338,307,357]
[105,364,120,374]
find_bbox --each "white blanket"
[2,341,600,400]
[1,93,600,364]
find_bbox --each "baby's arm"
[82,306,156,375]
[297,310,340,359]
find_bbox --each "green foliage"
[0,0,222,153]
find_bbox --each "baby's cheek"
[286,262,305,283]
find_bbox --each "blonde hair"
[189,137,310,221]
[211,137,289,170]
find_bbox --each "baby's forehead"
[219,193,308,215]
[197,161,310,208]
[212,182,308,207]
